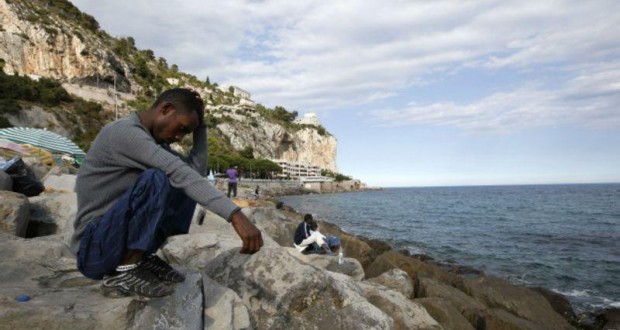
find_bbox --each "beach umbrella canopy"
[0,127,86,158]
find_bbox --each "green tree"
[240,146,254,159]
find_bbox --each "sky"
[70,0,620,187]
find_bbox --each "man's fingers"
[240,237,249,254]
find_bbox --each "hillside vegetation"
[1,0,346,178]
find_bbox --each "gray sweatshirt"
[69,113,239,254]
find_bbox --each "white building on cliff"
[294,112,320,126]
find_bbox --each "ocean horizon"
[279,183,620,313]
[379,181,620,189]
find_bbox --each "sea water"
[279,183,620,313]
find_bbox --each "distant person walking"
[226,165,239,198]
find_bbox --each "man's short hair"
[304,214,314,223]
[152,88,204,116]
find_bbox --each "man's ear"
[161,102,175,115]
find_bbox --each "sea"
[278,183,620,313]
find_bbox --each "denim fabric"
[325,236,341,249]
[77,169,196,280]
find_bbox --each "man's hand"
[231,211,263,254]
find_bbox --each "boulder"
[415,277,564,329]
[0,235,134,329]
[357,279,442,330]
[129,273,204,330]
[318,220,378,269]
[0,191,30,237]
[206,248,441,329]
[596,308,620,330]
[358,235,393,254]
[462,275,574,329]
[416,277,487,327]
[22,157,50,180]
[0,234,225,330]
[484,308,543,330]
[162,233,226,270]
[580,308,620,330]
[0,170,12,190]
[416,297,476,330]
[162,210,280,271]
[531,286,577,321]
[368,268,414,299]
[42,173,77,192]
[27,192,77,238]
[202,275,251,330]
[286,247,365,281]
[366,250,460,286]
[242,207,299,247]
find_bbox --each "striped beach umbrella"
[0,127,86,159]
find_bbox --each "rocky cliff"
[0,0,339,171]
[0,0,132,92]
[216,111,338,172]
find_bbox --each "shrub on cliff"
[0,71,70,106]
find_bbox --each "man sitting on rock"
[293,214,338,255]
[70,88,263,299]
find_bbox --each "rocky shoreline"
[1,172,618,329]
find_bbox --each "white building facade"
[271,159,324,179]
[293,112,320,126]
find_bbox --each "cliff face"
[0,0,132,91]
[217,114,338,172]
[0,0,339,171]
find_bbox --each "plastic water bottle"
[338,250,344,265]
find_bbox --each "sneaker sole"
[101,285,160,301]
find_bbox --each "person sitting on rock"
[293,214,339,255]
[70,88,263,299]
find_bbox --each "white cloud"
[369,61,620,132]
[71,0,620,128]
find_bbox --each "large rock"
[0,190,29,237]
[593,308,620,330]
[416,277,561,330]
[162,209,280,271]
[0,170,12,190]
[366,250,459,285]
[318,220,379,269]
[416,297,476,330]
[368,268,414,299]
[242,207,299,247]
[42,173,77,192]
[531,286,577,322]
[0,235,133,329]
[206,248,441,329]
[202,275,251,330]
[0,234,221,330]
[358,235,393,255]
[356,279,441,330]
[130,273,204,330]
[27,192,77,238]
[416,277,487,328]
[162,233,228,270]
[462,275,574,329]
[285,247,365,281]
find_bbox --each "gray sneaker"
[142,255,186,283]
[101,264,173,299]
